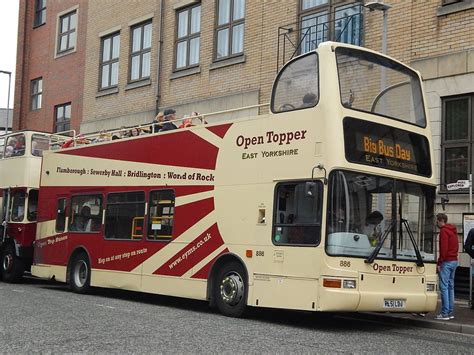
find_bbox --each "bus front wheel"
[69,253,91,294]
[1,243,24,283]
[214,261,248,317]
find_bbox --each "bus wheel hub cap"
[220,273,244,306]
[74,261,87,287]
[3,254,13,272]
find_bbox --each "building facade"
[13,0,474,272]
[13,0,88,133]
[0,108,13,134]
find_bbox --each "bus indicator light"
[323,278,342,288]
[246,250,253,258]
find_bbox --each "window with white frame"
[100,32,120,89]
[31,78,42,111]
[215,0,245,60]
[176,4,201,70]
[129,21,152,82]
[57,10,77,54]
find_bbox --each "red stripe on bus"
[190,248,229,279]
[58,131,219,170]
[153,223,224,277]
[206,123,233,139]
[173,197,214,238]
[175,185,214,197]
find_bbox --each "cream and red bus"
[31,42,437,317]
[0,131,50,282]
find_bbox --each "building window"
[55,103,71,133]
[441,95,473,189]
[299,1,362,54]
[215,0,245,60]
[31,78,42,111]
[272,181,323,245]
[34,0,47,27]
[105,191,146,240]
[129,21,152,82]
[58,10,77,54]
[175,4,201,70]
[148,190,175,240]
[100,32,120,90]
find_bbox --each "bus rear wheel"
[1,243,24,283]
[69,253,91,294]
[214,261,248,317]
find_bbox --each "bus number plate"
[383,299,406,309]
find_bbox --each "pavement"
[355,299,474,335]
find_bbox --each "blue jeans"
[439,261,458,316]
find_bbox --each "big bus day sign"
[343,117,431,177]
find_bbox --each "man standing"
[159,109,178,132]
[435,213,459,320]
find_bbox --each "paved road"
[1,277,473,353]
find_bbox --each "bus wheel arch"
[208,253,249,318]
[1,240,25,283]
[67,247,91,294]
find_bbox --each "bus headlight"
[426,283,436,292]
[343,280,356,289]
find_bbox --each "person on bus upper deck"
[128,127,140,138]
[301,93,317,108]
[363,211,384,246]
[152,112,165,133]
[13,135,26,156]
[159,109,178,132]
[4,139,16,157]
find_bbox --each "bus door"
[255,181,323,310]
[1,188,11,243]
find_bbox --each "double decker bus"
[32,42,437,317]
[0,131,50,282]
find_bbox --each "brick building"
[12,0,474,272]
[13,0,88,133]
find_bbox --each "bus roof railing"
[49,103,270,149]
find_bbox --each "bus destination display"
[344,117,431,177]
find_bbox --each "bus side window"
[104,191,145,240]
[56,198,67,233]
[69,194,103,233]
[271,53,319,113]
[27,189,39,221]
[10,190,26,222]
[31,134,50,157]
[148,189,175,240]
[273,182,322,246]
[0,137,4,159]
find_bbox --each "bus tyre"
[214,261,248,318]
[1,244,24,283]
[69,253,91,294]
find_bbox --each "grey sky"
[0,1,19,110]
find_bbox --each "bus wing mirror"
[441,195,449,211]
[305,182,316,198]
